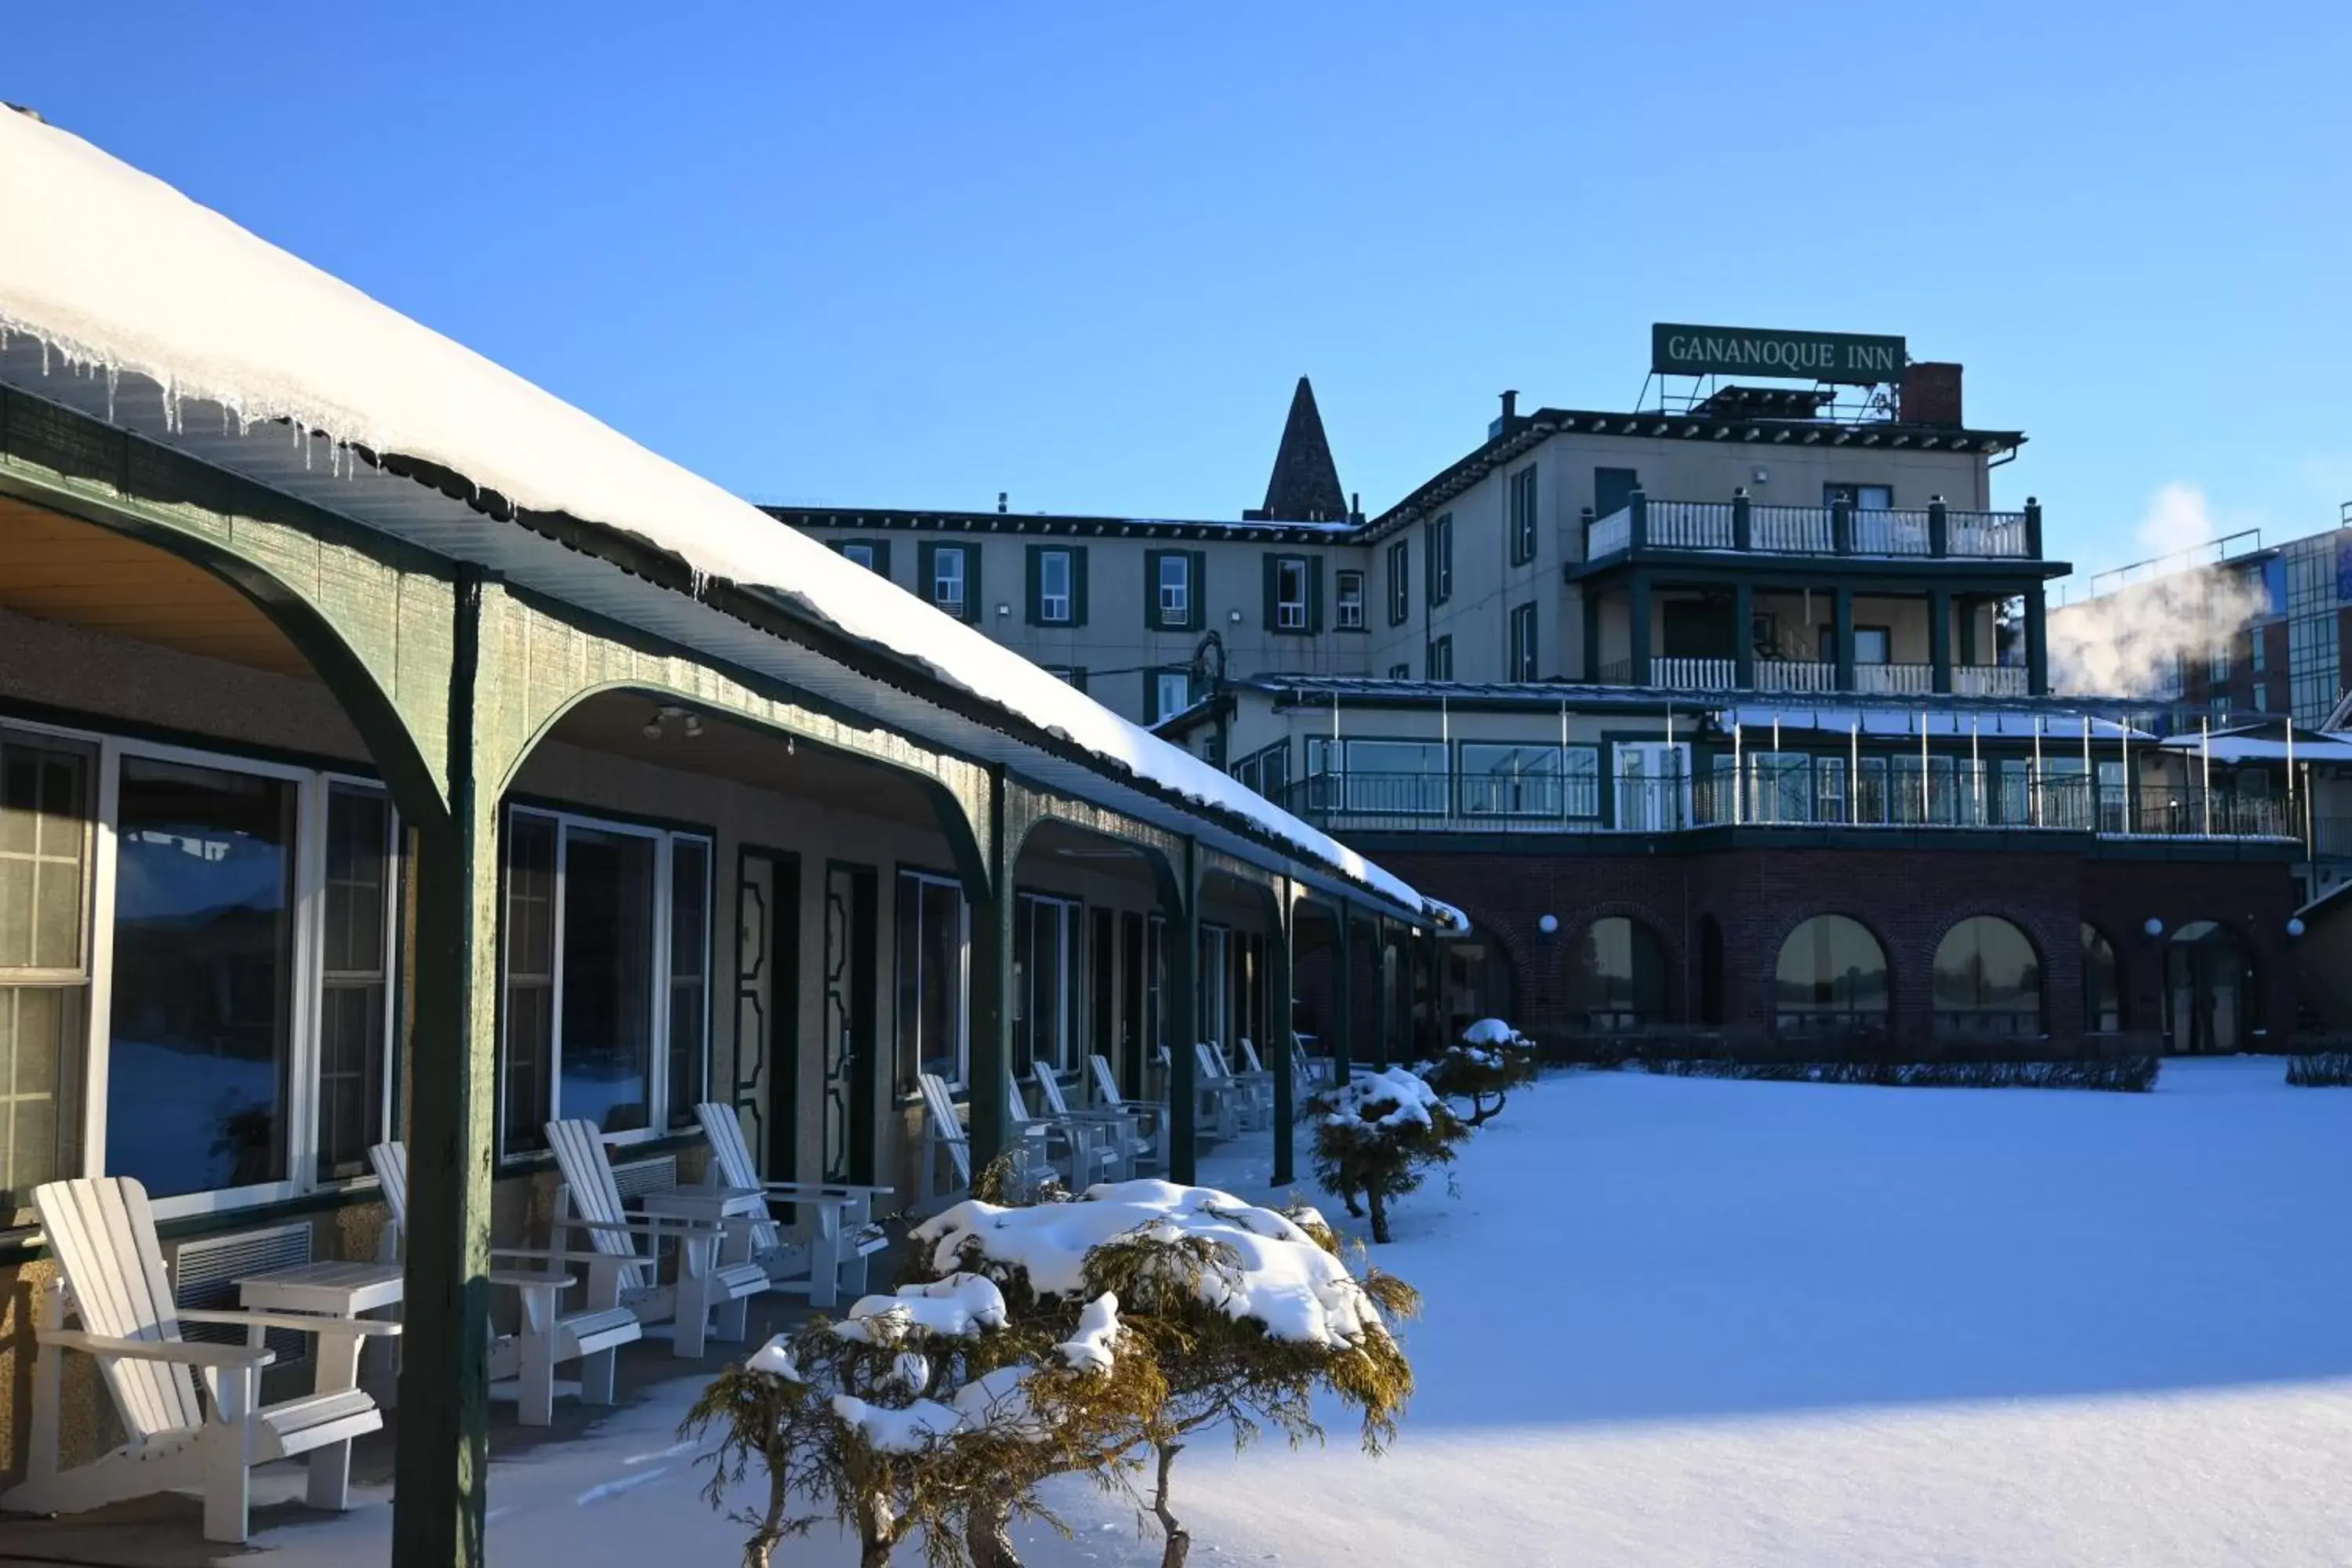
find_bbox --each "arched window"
[1697,915,1726,1026]
[1774,915,1888,1035]
[1932,916,2042,1036]
[1566,916,1667,1031]
[2082,924,2122,1033]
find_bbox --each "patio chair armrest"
[488,1269,575,1291]
[564,1214,713,1237]
[176,1308,403,1338]
[492,1245,638,1266]
[41,1328,276,1369]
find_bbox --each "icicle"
[689,565,709,599]
[39,339,49,375]
[103,365,118,425]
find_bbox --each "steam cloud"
[2048,484,2267,697]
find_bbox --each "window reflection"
[1932,916,2042,1035]
[2081,924,2122,1033]
[1566,916,1666,1030]
[107,758,295,1197]
[1775,914,1888,1033]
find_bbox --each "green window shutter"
[1025,546,1044,626]
[916,541,938,610]
[965,546,984,624]
[1069,666,1087,693]
[1144,550,1165,630]
[1189,550,1207,630]
[873,539,892,580]
[1261,554,1280,633]
[1308,557,1326,635]
[1071,546,1090,627]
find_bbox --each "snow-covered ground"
[238,1058,2352,1566]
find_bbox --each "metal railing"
[1648,656,1737,690]
[1276,771,2301,842]
[1582,491,2040,564]
[1851,663,1935,695]
[1593,659,2022,695]
[1754,659,1838,693]
[1952,665,2029,697]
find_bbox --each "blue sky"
[11,5,2350,580]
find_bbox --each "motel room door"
[735,849,800,1178]
[822,862,880,1184]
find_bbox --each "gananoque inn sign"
[1651,323,1907,384]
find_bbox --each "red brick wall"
[1327,843,2301,1053]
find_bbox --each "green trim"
[916,539,982,624]
[504,790,717,843]
[0,695,383,779]
[829,538,893,581]
[1025,543,1085,628]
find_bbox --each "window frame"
[931,544,969,617]
[895,866,971,1094]
[1508,466,1539,567]
[1334,569,1366,631]
[1038,548,1073,624]
[1386,539,1410,626]
[0,724,100,1221]
[1426,634,1453,681]
[1146,550,1204,633]
[1508,601,1539,681]
[1149,667,1196,724]
[495,802,711,1160]
[1426,514,1454,607]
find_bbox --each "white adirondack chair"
[917,1073,1049,1207]
[543,1120,771,1359]
[1033,1065,1150,1180]
[1008,1067,1122,1187]
[693,1102,893,1308]
[1223,1044,1279,1128]
[367,1142,642,1423]
[1091,1052,1170,1171]
[2,1178,401,1544]
[1192,1042,1250,1138]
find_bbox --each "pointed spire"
[1253,376,1348,523]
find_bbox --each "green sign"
[1651,323,1907,384]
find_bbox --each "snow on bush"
[1305,1067,1472,1244]
[1419,1019,1541,1126]
[684,1269,1162,1568]
[907,1168,1420,1568]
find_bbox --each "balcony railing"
[1593,659,2019,695]
[1581,488,2040,564]
[1276,771,2300,843]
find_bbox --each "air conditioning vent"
[173,1221,313,1367]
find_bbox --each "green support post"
[1373,920,1393,1069]
[1733,579,1755,691]
[1929,587,1953,695]
[967,774,1014,1171]
[1332,902,1356,1083]
[1834,586,1856,692]
[392,572,497,1568]
[1270,880,1297,1185]
[1628,575,1653,686]
[1164,840,1201,1183]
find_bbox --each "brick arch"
[1924,909,2060,1034]
[1754,907,1898,1036]
[2078,918,2132,1030]
[1558,906,1681,1026]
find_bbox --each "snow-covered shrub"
[683,1272,1164,1568]
[1303,1066,1471,1243]
[910,1178,1419,1568]
[1418,1018,1540,1126]
[1628,1057,2161,1092]
[2285,1052,2352,1087]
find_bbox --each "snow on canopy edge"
[0,109,1457,931]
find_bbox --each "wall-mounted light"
[2143,917,2165,938]
[996,603,1011,618]
[1537,914,1559,935]
[2288,917,2307,938]
[1229,609,1243,624]
[1751,466,1769,484]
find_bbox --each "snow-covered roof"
[1716,706,2155,742]
[2154,730,2352,764]
[0,108,1456,931]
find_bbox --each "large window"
[1200,924,1233,1047]
[499,808,710,1152]
[108,757,297,1199]
[1458,742,1599,818]
[1509,465,1539,565]
[2082,924,2122,1033]
[930,545,969,616]
[1307,738,1448,815]
[1932,916,2042,1035]
[1775,914,1889,1034]
[1014,891,1080,1076]
[895,870,967,1091]
[1566,916,1667,1030]
[316,786,396,1181]
[0,735,93,1215]
[1150,669,1195,724]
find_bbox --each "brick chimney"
[1900,362,1963,426]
